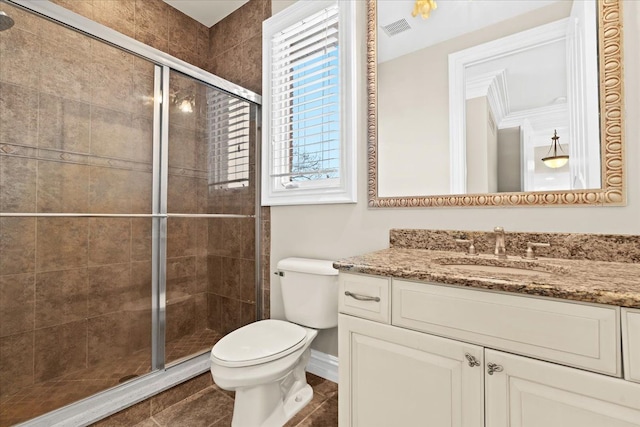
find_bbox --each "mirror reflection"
[376,0,600,197]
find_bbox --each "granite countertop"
[334,248,640,308]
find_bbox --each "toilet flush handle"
[345,291,380,302]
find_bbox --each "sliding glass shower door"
[0,2,261,424]
[0,5,156,422]
[163,70,260,366]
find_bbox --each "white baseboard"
[307,349,339,383]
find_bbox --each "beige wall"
[487,106,498,193]
[377,46,450,196]
[497,127,522,192]
[269,1,640,357]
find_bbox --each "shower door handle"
[344,291,380,302]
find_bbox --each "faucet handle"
[455,238,477,255]
[524,242,551,260]
[493,226,507,259]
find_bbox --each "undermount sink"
[442,264,553,276]
[433,257,568,277]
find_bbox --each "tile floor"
[131,373,338,427]
[0,329,222,426]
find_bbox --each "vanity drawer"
[392,280,621,376]
[339,273,390,323]
[623,308,640,383]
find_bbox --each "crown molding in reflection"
[466,69,509,126]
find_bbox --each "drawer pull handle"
[345,291,380,302]
[464,353,480,367]
[487,363,503,375]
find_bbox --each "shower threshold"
[1,329,221,427]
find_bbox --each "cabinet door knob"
[344,291,380,302]
[464,353,480,367]
[487,363,504,375]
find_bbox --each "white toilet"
[210,257,338,427]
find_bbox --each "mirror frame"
[367,0,625,208]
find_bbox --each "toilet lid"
[211,319,307,367]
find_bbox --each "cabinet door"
[485,349,640,427]
[339,314,484,427]
[623,308,640,383]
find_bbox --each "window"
[262,0,357,205]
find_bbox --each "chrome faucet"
[493,227,507,259]
[524,242,551,260]
[455,237,477,255]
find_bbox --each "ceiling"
[162,0,249,27]
[168,0,580,117]
[466,40,566,113]
[377,0,563,63]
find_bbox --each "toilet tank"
[277,257,339,329]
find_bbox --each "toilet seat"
[211,319,308,368]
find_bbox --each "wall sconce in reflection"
[178,98,194,113]
[412,0,437,19]
[542,130,569,168]
[169,90,195,113]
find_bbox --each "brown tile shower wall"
[206,0,269,94]
[206,0,272,323]
[0,1,157,398]
[50,0,210,71]
[0,218,154,396]
[164,72,209,352]
[206,217,257,334]
[204,89,258,334]
[1,0,272,404]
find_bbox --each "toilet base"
[282,384,313,422]
[229,348,314,427]
[258,384,313,427]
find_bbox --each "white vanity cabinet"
[623,308,640,383]
[338,272,640,427]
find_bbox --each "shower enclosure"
[0,1,262,425]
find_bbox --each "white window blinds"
[207,91,251,188]
[262,0,356,206]
[269,4,340,188]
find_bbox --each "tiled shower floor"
[0,329,222,426]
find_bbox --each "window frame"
[262,0,357,206]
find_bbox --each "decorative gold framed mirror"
[367,0,625,208]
